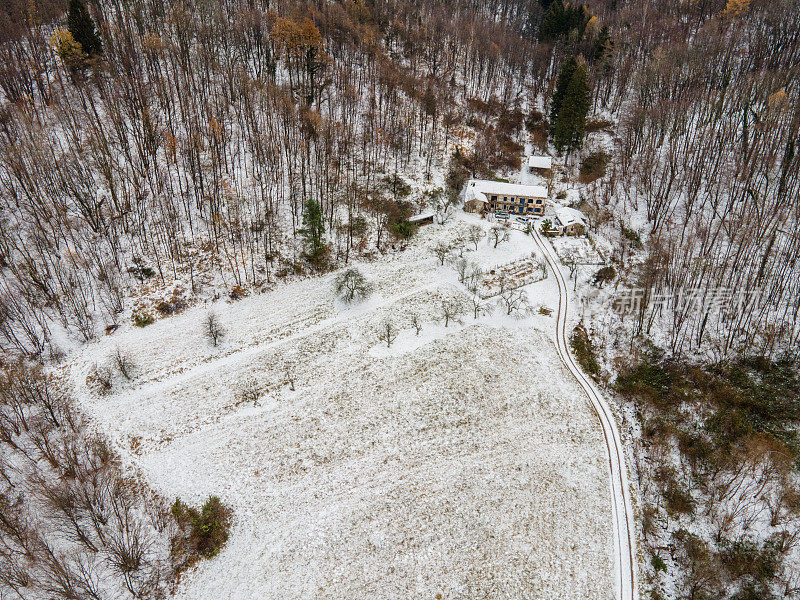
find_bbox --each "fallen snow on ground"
[63,215,614,600]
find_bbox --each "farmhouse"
[528,155,553,172]
[464,179,548,216]
[554,206,588,236]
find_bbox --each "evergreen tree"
[299,198,326,264]
[68,0,102,57]
[591,25,612,63]
[539,0,566,43]
[552,61,590,154]
[539,0,590,43]
[549,56,578,131]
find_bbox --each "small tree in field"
[432,241,453,266]
[441,299,464,327]
[114,348,134,380]
[204,312,225,346]
[498,274,529,316]
[489,225,510,248]
[467,224,486,250]
[334,268,371,303]
[378,319,398,347]
[410,313,423,336]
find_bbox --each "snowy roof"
[467,191,488,203]
[528,155,553,169]
[408,210,435,222]
[466,179,548,199]
[554,206,588,227]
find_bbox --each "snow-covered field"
[62,216,614,599]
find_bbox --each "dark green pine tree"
[549,56,578,132]
[299,198,326,265]
[552,61,590,154]
[539,0,566,43]
[591,25,612,63]
[68,0,102,57]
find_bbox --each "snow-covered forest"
[0,0,797,358]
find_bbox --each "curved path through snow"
[530,227,637,600]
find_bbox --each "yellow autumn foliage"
[49,27,84,61]
[723,0,750,16]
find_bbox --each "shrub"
[156,296,187,316]
[570,325,599,375]
[651,553,667,573]
[592,265,616,287]
[86,363,113,395]
[390,220,417,243]
[132,311,154,327]
[621,223,643,249]
[228,285,247,301]
[579,151,610,184]
[585,117,614,133]
[172,496,232,560]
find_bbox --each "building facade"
[464,180,548,217]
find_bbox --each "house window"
[536,199,543,204]
[492,195,497,201]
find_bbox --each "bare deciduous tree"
[204,313,225,347]
[410,313,423,336]
[114,348,134,381]
[378,319,398,347]
[432,242,452,266]
[489,225,510,248]
[441,299,465,327]
[467,224,486,250]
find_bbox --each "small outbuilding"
[554,206,588,236]
[408,211,434,226]
[528,155,553,172]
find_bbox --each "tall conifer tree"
[552,60,590,154]
[68,0,102,57]
[550,56,578,131]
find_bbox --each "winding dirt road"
[530,227,637,600]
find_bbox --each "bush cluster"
[171,496,232,563]
[569,325,599,375]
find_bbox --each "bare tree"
[236,376,262,405]
[334,268,372,303]
[467,224,486,250]
[498,275,528,316]
[465,264,485,295]
[489,225,510,248]
[441,299,465,327]
[468,294,485,319]
[113,348,134,381]
[453,257,470,284]
[204,313,225,347]
[432,242,452,266]
[410,313,423,336]
[378,319,398,347]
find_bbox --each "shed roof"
[408,210,435,223]
[528,155,553,170]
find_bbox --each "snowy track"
[530,229,637,600]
